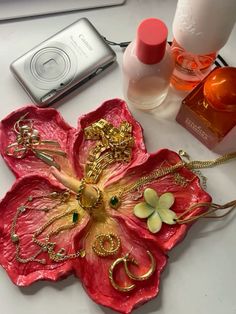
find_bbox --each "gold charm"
[92,233,121,257]
[6,113,67,169]
[109,250,156,292]
[84,119,134,183]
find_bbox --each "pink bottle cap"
[136,18,168,65]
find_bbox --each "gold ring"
[77,184,102,211]
[92,233,120,257]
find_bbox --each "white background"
[0,1,236,314]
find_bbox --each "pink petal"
[105,149,211,253]
[0,105,76,179]
[0,175,89,286]
[70,98,148,184]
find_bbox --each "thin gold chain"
[186,152,236,169]
[10,191,85,264]
[32,207,85,262]
[118,152,236,198]
[118,162,184,197]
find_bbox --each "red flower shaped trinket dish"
[0,99,235,314]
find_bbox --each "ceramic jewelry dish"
[0,99,235,313]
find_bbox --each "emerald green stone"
[110,196,119,208]
[72,212,79,223]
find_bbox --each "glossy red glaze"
[0,99,211,313]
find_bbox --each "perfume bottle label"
[176,104,219,149]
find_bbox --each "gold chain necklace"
[10,191,85,264]
[32,207,85,262]
[124,152,236,196]
[118,162,184,198]
[109,152,236,208]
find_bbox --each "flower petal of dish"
[133,202,155,218]
[74,215,167,314]
[158,208,177,225]
[0,175,89,286]
[0,106,75,179]
[105,148,211,253]
[158,192,175,209]
[70,98,148,185]
[144,188,159,207]
[147,211,162,233]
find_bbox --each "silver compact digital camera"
[10,18,116,106]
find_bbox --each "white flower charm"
[133,188,177,233]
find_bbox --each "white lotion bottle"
[171,0,236,91]
[122,18,174,110]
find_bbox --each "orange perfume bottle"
[176,67,236,151]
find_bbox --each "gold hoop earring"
[124,250,156,281]
[109,251,156,292]
[109,253,136,292]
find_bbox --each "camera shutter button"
[95,67,103,75]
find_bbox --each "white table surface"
[0,1,236,314]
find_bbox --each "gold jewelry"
[32,207,85,262]
[124,250,156,281]
[108,162,184,208]
[173,173,191,187]
[77,178,86,199]
[11,190,70,264]
[109,253,136,292]
[84,119,134,184]
[77,184,102,212]
[10,191,85,264]
[109,152,236,209]
[176,200,236,224]
[92,233,121,257]
[6,114,67,169]
[109,250,156,292]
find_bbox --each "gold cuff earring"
[109,250,156,292]
[124,250,156,281]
